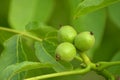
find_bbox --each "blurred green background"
[0,0,120,80]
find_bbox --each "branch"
[97,61,120,70]
[24,66,91,80]
[97,69,115,80]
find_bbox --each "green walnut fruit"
[55,42,76,62]
[74,31,95,52]
[58,25,77,43]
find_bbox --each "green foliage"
[0,61,52,80]
[0,0,120,80]
[9,0,54,30]
[25,21,57,38]
[108,2,120,28]
[0,35,27,80]
[74,0,120,18]
[108,51,120,76]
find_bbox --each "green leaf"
[41,40,57,56]
[108,51,120,76]
[25,22,57,38]
[46,74,82,80]
[73,9,106,57]
[21,37,38,61]
[0,27,15,44]
[21,37,54,77]
[20,36,54,78]
[44,31,58,45]
[0,0,10,27]
[69,0,83,10]
[93,19,120,62]
[0,35,27,80]
[47,0,71,28]
[35,41,73,72]
[74,0,120,18]
[108,2,120,28]
[9,0,54,30]
[0,61,52,80]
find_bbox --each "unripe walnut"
[58,25,77,43]
[74,31,95,52]
[55,42,76,62]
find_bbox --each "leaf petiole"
[0,27,42,42]
[96,61,120,70]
